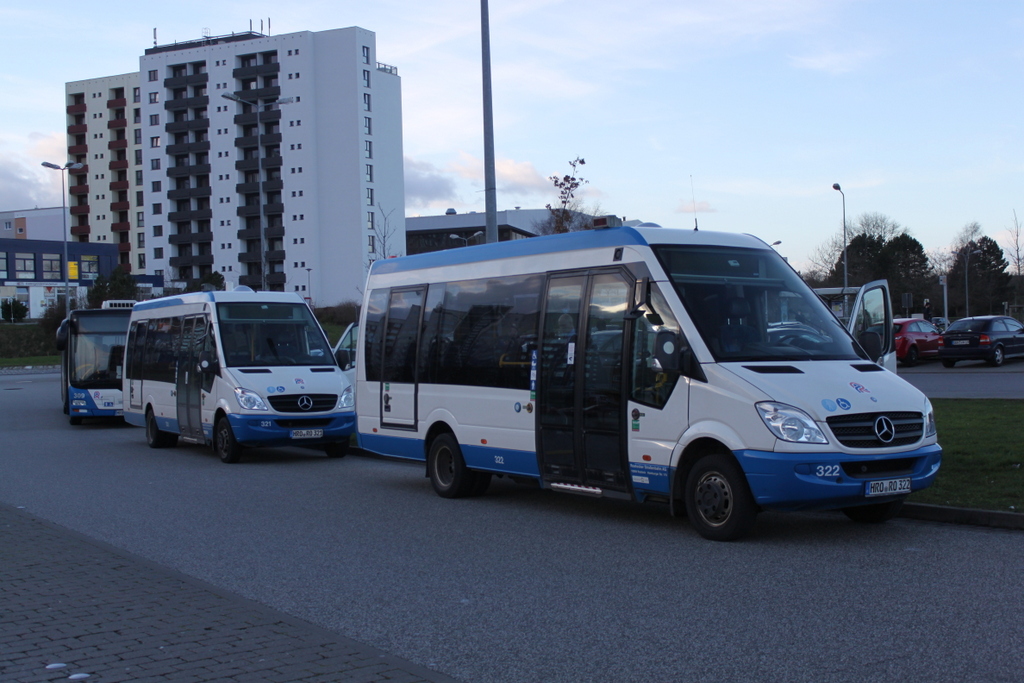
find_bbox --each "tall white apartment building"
[139,27,404,304]
[64,73,146,271]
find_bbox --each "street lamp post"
[832,183,847,316]
[305,267,312,304]
[41,161,84,313]
[449,231,483,247]
[964,247,982,318]
[223,93,267,291]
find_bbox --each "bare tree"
[1000,210,1023,278]
[540,157,589,234]
[367,203,402,272]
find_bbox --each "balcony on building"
[235,227,261,241]
[163,73,209,89]
[110,221,131,233]
[261,156,283,170]
[163,95,209,111]
[109,201,131,212]
[233,109,281,127]
[166,163,211,178]
[234,158,260,173]
[67,123,88,135]
[232,62,281,80]
[264,225,285,239]
[166,141,211,156]
[105,97,128,110]
[167,186,212,201]
[238,251,263,264]
[68,144,88,155]
[70,205,90,216]
[262,203,284,215]
[117,241,132,253]
[266,249,286,261]
[66,103,87,115]
[167,208,212,223]
[109,159,129,170]
[107,139,128,151]
[69,183,90,195]
[238,274,261,288]
[106,118,128,130]
[165,118,210,134]
[169,255,195,268]
[109,180,130,191]
[70,224,91,236]
[266,272,287,286]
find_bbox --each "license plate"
[866,478,911,497]
[291,429,323,439]
[952,339,969,345]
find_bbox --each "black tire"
[214,415,243,463]
[941,359,957,368]
[988,345,1005,367]
[842,499,904,523]
[145,408,177,448]
[683,453,758,541]
[428,433,475,498]
[69,415,83,426]
[903,346,919,367]
[325,440,349,458]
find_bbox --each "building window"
[364,140,372,159]
[148,92,159,104]
[363,70,371,87]
[151,158,161,170]
[80,255,98,278]
[137,211,145,226]
[368,235,375,252]
[14,253,34,280]
[150,136,161,148]
[137,233,145,248]
[364,117,372,135]
[152,203,162,215]
[363,93,371,111]
[135,149,143,165]
[133,87,141,103]
[153,225,163,237]
[42,254,61,280]
[138,253,146,269]
[0,252,6,279]
[362,46,370,64]
[366,212,374,231]
[154,247,163,259]
[366,164,373,182]
[150,114,160,125]
[134,129,142,144]
[366,188,374,206]
[152,180,161,192]
[148,70,158,81]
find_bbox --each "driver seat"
[720,298,758,353]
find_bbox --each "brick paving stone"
[1,503,462,683]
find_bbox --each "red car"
[894,318,941,366]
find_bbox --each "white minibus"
[123,288,354,462]
[354,226,941,540]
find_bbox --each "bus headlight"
[924,399,937,438]
[755,402,828,444]
[234,387,268,411]
[337,385,354,410]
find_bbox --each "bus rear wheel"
[428,433,477,498]
[146,408,177,448]
[684,453,757,541]
[214,416,243,464]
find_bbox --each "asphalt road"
[2,372,1023,683]
[896,357,1024,398]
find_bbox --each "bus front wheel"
[214,416,243,464]
[842,499,903,523]
[428,433,476,498]
[684,453,758,541]
[146,408,177,448]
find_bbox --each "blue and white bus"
[354,225,941,540]
[123,288,354,463]
[55,301,135,424]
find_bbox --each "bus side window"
[631,284,683,408]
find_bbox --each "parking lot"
[896,357,1024,399]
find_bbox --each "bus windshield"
[653,244,865,362]
[216,302,333,367]
[69,313,129,388]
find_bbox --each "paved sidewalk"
[1,504,460,683]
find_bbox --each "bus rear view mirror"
[198,351,220,375]
[858,330,883,363]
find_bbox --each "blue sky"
[1,0,1021,272]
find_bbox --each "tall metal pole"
[480,0,498,244]
[833,183,847,317]
[43,161,82,312]
[223,93,266,290]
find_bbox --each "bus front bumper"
[734,443,942,512]
[227,411,356,448]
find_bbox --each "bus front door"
[175,315,207,441]
[538,271,632,492]
[380,287,425,429]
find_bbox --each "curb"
[900,502,1024,530]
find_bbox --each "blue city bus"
[55,301,135,425]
